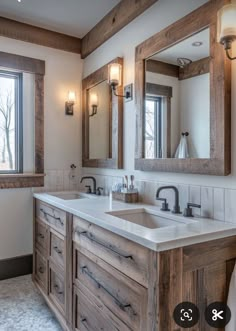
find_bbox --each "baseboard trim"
[0,254,33,281]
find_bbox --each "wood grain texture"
[146,59,179,77]
[0,17,81,54]
[179,57,210,80]
[146,82,172,97]
[81,0,159,58]
[135,0,231,175]
[0,174,44,189]
[82,58,123,169]
[0,51,45,75]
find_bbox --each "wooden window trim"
[0,51,45,189]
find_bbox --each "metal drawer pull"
[82,266,135,315]
[81,318,89,330]
[40,208,64,226]
[38,266,44,274]
[53,246,62,255]
[38,233,44,239]
[54,284,63,295]
[78,231,133,260]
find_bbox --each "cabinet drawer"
[35,250,47,292]
[74,249,148,331]
[73,285,129,331]
[36,200,66,235]
[50,230,65,269]
[35,220,48,254]
[49,263,66,315]
[73,216,149,287]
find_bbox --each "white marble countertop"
[33,191,236,252]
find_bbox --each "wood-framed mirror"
[82,58,123,169]
[135,0,231,176]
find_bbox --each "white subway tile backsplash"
[189,186,201,216]
[225,189,236,224]
[178,184,189,212]
[201,187,213,218]
[213,188,225,222]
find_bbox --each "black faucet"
[80,176,97,194]
[156,186,181,214]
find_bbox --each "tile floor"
[0,275,62,331]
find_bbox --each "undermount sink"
[107,208,196,229]
[48,191,96,201]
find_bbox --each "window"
[145,97,163,159]
[0,71,23,173]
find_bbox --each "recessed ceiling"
[0,0,121,38]
[150,29,210,65]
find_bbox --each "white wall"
[82,0,236,190]
[0,37,82,259]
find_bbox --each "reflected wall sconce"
[218,3,236,60]
[108,63,133,102]
[89,93,98,117]
[65,91,76,115]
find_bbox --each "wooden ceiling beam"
[81,0,159,59]
[0,17,81,54]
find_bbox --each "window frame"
[0,70,23,174]
[0,51,45,189]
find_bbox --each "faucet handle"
[183,203,201,217]
[96,187,104,196]
[85,185,92,194]
[156,198,170,212]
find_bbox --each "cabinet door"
[49,262,66,316]
[74,248,148,331]
[49,229,65,269]
[34,249,47,293]
[35,219,48,255]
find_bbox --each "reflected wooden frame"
[82,58,123,169]
[135,0,231,175]
[0,51,45,188]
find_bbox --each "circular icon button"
[173,302,199,328]
[205,302,231,328]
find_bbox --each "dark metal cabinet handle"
[82,266,135,315]
[38,233,44,239]
[38,266,44,274]
[54,284,63,295]
[81,318,89,330]
[77,230,133,260]
[40,208,64,226]
[53,246,62,255]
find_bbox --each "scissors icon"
[212,309,224,321]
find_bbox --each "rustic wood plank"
[135,0,231,175]
[146,82,172,97]
[0,174,44,189]
[158,248,183,331]
[179,57,210,80]
[183,236,236,272]
[82,58,123,169]
[0,51,45,75]
[146,59,179,77]
[81,0,159,58]
[0,17,81,54]
[35,74,44,174]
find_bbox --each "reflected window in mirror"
[88,81,111,159]
[145,28,210,159]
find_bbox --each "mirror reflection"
[144,28,210,159]
[88,80,111,159]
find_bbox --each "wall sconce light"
[108,63,133,101]
[89,93,98,117]
[218,3,236,60]
[65,91,76,115]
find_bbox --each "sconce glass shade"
[108,63,122,87]
[217,4,236,44]
[90,93,98,107]
[68,91,76,104]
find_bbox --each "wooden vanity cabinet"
[33,199,236,331]
[33,200,73,331]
